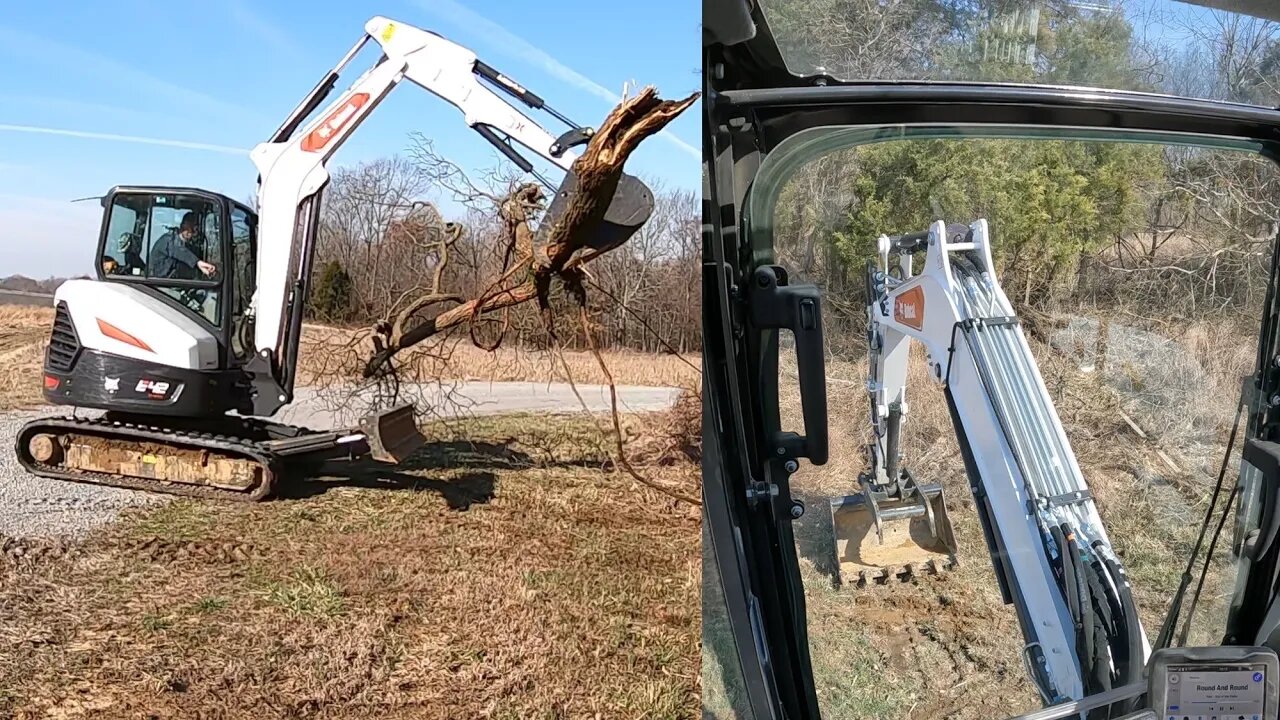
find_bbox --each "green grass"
[259,566,346,618]
[810,631,917,719]
[191,596,229,614]
[140,612,173,633]
[123,500,219,541]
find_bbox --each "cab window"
[100,193,223,326]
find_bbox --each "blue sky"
[0,0,700,278]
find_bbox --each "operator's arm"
[166,238,203,268]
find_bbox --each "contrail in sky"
[0,124,248,155]
[414,0,699,160]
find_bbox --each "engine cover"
[55,279,220,371]
[40,281,244,418]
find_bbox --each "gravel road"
[0,407,166,539]
[0,382,681,539]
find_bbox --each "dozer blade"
[358,404,425,463]
[538,170,654,251]
[830,482,958,587]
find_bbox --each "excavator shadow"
[277,439,531,508]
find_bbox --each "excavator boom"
[247,16,652,414]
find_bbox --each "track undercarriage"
[15,405,423,501]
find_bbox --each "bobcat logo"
[894,287,925,331]
[104,377,120,393]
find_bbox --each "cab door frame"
[703,11,827,716]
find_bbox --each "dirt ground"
[0,412,702,719]
[703,318,1246,719]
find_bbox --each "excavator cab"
[93,186,258,370]
[704,1,1280,718]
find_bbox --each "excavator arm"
[245,16,652,414]
[845,219,1150,709]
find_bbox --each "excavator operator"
[149,212,217,280]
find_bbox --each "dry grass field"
[0,303,703,719]
[0,306,698,412]
[0,307,57,410]
[0,414,701,719]
[297,323,699,389]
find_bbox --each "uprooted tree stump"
[362,86,699,377]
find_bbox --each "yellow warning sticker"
[381,22,396,42]
[141,454,157,464]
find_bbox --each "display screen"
[1161,663,1267,720]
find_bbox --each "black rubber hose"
[1103,548,1145,716]
[1092,544,1133,682]
[1086,552,1123,690]
[1052,524,1082,635]
[1065,528,1098,695]
[1086,554,1119,641]
[1082,561,1114,694]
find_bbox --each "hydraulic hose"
[1102,549,1144,688]
[1090,552,1128,679]
[1052,524,1083,640]
[1064,530,1100,695]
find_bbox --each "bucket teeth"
[853,556,958,588]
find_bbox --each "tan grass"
[0,306,54,410]
[0,413,701,719]
[297,323,699,388]
[0,305,697,413]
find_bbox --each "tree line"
[764,0,1279,340]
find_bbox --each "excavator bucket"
[830,480,958,587]
[539,170,654,252]
[359,404,425,463]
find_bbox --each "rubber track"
[15,415,282,501]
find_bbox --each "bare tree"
[295,88,700,504]
[359,87,698,375]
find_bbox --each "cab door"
[97,187,243,370]
[227,203,258,365]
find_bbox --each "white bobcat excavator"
[16,16,653,500]
[836,219,1149,707]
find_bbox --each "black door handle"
[749,265,829,465]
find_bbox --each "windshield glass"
[757,0,1280,106]
[726,129,1279,719]
[101,192,224,326]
